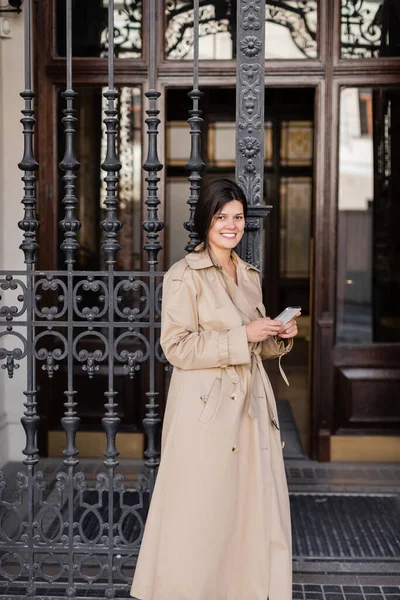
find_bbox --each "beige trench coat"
[131,245,293,600]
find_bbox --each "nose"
[225,220,236,229]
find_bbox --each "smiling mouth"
[221,233,236,238]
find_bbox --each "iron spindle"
[59,0,80,469]
[100,0,121,468]
[16,1,40,596]
[59,0,81,265]
[141,0,163,493]
[58,3,81,597]
[101,0,122,266]
[100,4,122,594]
[184,0,205,253]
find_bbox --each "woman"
[131,179,300,600]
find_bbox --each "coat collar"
[185,243,260,273]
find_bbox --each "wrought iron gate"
[0,0,267,596]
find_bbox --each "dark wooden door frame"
[34,0,400,461]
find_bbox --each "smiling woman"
[130,179,299,600]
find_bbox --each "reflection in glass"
[280,177,312,278]
[165,1,318,60]
[281,120,313,166]
[56,0,142,58]
[265,121,273,167]
[341,0,400,59]
[58,86,142,270]
[208,122,236,167]
[166,178,191,268]
[337,87,400,344]
[167,122,192,166]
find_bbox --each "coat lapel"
[185,245,261,322]
[232,261,260,322]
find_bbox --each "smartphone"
[274,306,301,325]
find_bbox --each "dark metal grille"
[0,0,167,595]
[291,493,400,559]
[0,0,269,597]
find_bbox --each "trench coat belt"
[245,344,289,422]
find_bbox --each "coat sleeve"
[251,279,294,360]
[160,271,251,370]
[261,335,293,360]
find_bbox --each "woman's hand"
[277,311,301,339]
[246,318,284,343]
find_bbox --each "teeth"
[221,234,236,237]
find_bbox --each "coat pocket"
[199,377,222,424]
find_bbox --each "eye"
[217,215,225,220]
[235,215,244,220]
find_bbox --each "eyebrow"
[218,212,244,216]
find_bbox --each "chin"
[218,238,238,249]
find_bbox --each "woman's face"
[207,200,246,252]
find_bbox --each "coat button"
[281,441,285,449]
[230,393,237,400]
[200,395,207,402]
[232,445,238,452]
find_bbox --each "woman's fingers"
[278,320,298,338]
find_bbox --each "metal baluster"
[100,3,121,596]
[184,0,205,253]
[142,0,163,492]
[18,0,39,595]
[59,0,81,263]
[58,1,81,596]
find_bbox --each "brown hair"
[193,179,247,250]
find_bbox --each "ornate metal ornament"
[235,0,270,268]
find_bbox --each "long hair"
[193,179,247,251]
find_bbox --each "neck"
[208,243,233,269]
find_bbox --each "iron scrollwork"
[341,0,383,59]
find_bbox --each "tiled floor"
[293,584,400,600]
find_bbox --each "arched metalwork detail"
[73,277,109,320]
[114,277,150,321]
[34,330,68,378]
[34,276,68,320]
[0,276,28,321]
[0,330,28,379]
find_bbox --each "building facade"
[0,0,400,472]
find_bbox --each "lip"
[220,233,236,237]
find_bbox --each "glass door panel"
[56,0,142,58]
[165,1,318,60]
[337,87,400,344]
